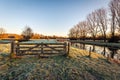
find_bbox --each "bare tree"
[87,11,100,41]
[0,27,5,34]
[109,0,120,40]
[68,25,80,39]
[74,25,80,39]
[68,21,88,40]
[21,26,33,40]
[78,21,88,40]
[0,27,6,38]
[68,27,76,39]
[111,0,120,32]
[96,8,108,42]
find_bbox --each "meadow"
[0,44,120,80]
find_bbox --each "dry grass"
[69,47,105,59]
[0,46,120,80]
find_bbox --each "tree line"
[68,0,120,42]
[0,26,66,40]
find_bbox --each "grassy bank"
[0,47,120,80]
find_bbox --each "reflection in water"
[71,43,120,60]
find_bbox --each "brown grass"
[69,47,105,59]
[0,46,120,80]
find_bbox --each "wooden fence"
[0,39,70,57]
[15,42,70,57]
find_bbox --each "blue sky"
[0,0,110,36]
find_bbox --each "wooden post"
[103,46,106,56]
[11,41,14,53]
[16,42,19,56]
[64,42,67,54]
[41,42,43,54]
[89,47,92,57]
[38,42,44,58]
[107,54,110,60]
[10,40,14,58]
[67,42,70,56]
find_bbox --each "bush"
[21,26,33,40]
[108,36,119,43]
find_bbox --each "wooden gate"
[16,42,69,56]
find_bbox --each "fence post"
[64,42,67,54]
[41,42,43,54]
[16,42,19,56]
[67,42,70,56]
[88,47,92,57]
[10,40,15,58]
[107,54,110,60]
[38,42,44,58]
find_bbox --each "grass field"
[0,46,120,80]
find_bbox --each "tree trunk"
[104,32,106,42]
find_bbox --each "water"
[20,39,58,43]
[71,43,120,60]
